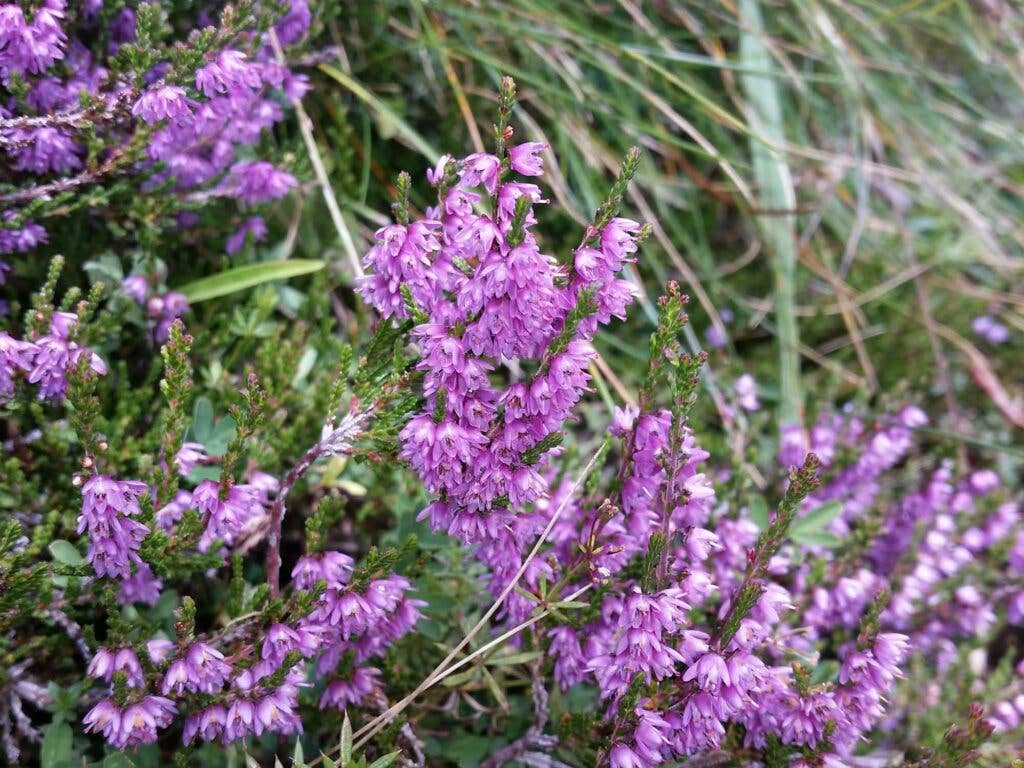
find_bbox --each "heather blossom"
[972,314,1010,344]
[224,161,298,204]
[734,373,760,411]
[76,475,149,580]
[0,1,311,281]
[162,643,231,696]
[132,85,193,125]
[87,646,144,688]
[21,312,106,401]
[189,478,266,552]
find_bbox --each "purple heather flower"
[0,214,47,255]
[77,475,150,579]
[225,161,297,204]
[0,331,33,403]
[632,707,673,764]
[873,633,910,669]
[190,479,265,551]
[195,50,261,97]
[223,698,257,742]
[226,215,268,254]
[548,627,587,690]
[274,0,312,45]
[175,442,208,475]
[24,313,107,401]
[734,373,760,411]
[291,551,354,589]
[146,638,174,665]
[189,704,229,744]
[10,126,81,174]
[162,642,231,696]
[85,696,175,749]
[461,152,501,194]
[83,699,121,743]
[261,623,301,662]
[684,652,731,691]
[133,85,193,125]
[508,142,546,176]
[118,562,163,605]
[320,666,381,709]
[116,696,176,749]
[609,743,644,768]
[156,490,191,531]
[705,323,728,349]
[87,646,144,688]
[254,687,302,736]
[152,291,188,342]
[777,423,806,467]
[121,274,149,304]
[972,314,1010,345]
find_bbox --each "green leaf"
[810,659,840,684]
[191,397,214,443]
[206,415,236,455]
[436,733,494,768]
[740,0,800,424]
[48,540,84,566]
[483,668,508,709]
[339,714,353,766]
[291,347,318,388]
[367,752,401,768]
[486,650,541,667]
[177,260,325,303]
[790,500,844,538]
[41,721,73,768]
[186,466,221,482]
[319,65,442,162]
[748,496,769,531]
[441,667,480,687]
[790,530,842,548]
[102,753,138,768]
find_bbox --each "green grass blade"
[739,0,802,426]
[319,64,443,164]
[177,260,326,303]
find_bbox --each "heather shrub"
[1,3,1023,768]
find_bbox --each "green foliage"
[178,260,328,304]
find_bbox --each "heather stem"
[266,409,370,596]
[716,453,820,649]
[266,442,323,598]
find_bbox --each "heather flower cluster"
[72,454,423,750]
[53,344,424,756]
[359,82,645,627]
[121,275,188,343]
[79,544,423,750]
[0,1,310,281]
[0,310,105,404]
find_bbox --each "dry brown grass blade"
[933,322,1024,430]
[427,12,486,154]
[797,246,878,392]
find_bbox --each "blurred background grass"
[278,0,1023,462]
